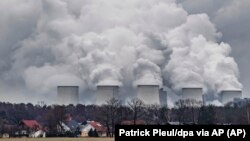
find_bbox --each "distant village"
[1,96,250,139]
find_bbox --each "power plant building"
[220,90,242,105]
[57,86,79,105]
[137,85,160,105]
[96,85,119,105]
[159,88,167,106]
[181,88,203,102]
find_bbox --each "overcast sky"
[178,0,250,97]
[0,0,249,104]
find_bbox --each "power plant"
[159,88,167,106]
[55,84,243,106]
[57,86,79,105]
[220,90,242,105]
[137,85,160,105]
[181,88,203,102]
[95,85,119,105]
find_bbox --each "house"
[65,120,79,132]
[59,114,80,132]
[20,120,41,129]
[19,120,45,138]
[2,133,9,138]
[59,114,80,134]
[80,121,106,137]
[60,119,80,133]
[121,120,146,125]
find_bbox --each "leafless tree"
[245,101,250,124]
[107,98,121,137]
[175,100,187,123]
[159,105,170,124]
[144,105,161,124]
[175,99,202,123]
[128,98,145,125]
[185,99,202,123]
[45,105,66,133]
[102,98,121,137]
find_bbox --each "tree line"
[0,98,250,137]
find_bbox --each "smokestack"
[57,86,79,105]
[159,88,167,106]
[220,90,242,105]
[137,85,160,105]
[181,88,203,102]
[96,85,119,105]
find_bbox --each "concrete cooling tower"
[159,88,167,106]
[220,90,242,105]
[57,86,79,105]
[181,88,203,102]
[137,85,160,105]
[96,85,119,105]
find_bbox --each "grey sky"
[0,0,248,104]
[178,0,250,97]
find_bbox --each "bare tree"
[101,98,121,137]
[185,99,202,123]
[244,100,250,124]
[175,100,187,123]
[45,110,57,133]
[128,98,145,125]
[174,99,202,124]
[144,105,161,124]
[159,105,170,124]
[107,98,121,137]
[45,105,66,134]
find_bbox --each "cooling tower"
[137,85,160,105]
[220,90,242,105]
[159,88,167,106]
[57,86,79,105]
[96,85,119,105]
[181,88,203,102]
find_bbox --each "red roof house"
[80,121,106,137]
[88,121,106,132]
[20,120,41,130]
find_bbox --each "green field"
[0,138,114,141]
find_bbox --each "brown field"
[0,137,114,141]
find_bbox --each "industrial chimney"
[181,88,203,102]
[159,88,167,106]
[137,85,160,105]
[96,85,119,105]
[57,86,79,105]
[220,90,242,105]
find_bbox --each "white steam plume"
[164,14,242,93]
[0,0,242,104]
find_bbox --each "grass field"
[0,138,114,141]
